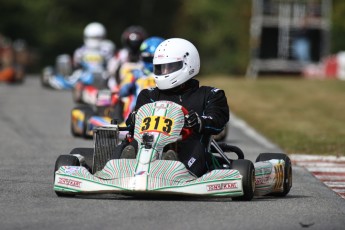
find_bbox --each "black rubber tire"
[72,84,83,103]
[231,159,255,201]
[255,153,292,197]
[69,148,94,173]
[71,105,95,138]
[212,125,228,141]
[70,120,79,137]
[217,143,244,160]
[83,110,95,139]
[54,155,80,197]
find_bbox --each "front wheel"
[71,105,95,138]
[69,148,94,173]
[231,159,255,201]
[255,153,292,197]
[54,155,80,197]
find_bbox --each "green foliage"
[1,0,344,74]
[0,0,184,69]
[174,0,251,75]
[331,0,345,52]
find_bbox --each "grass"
[200,76,345,155]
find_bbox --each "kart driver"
[118,38,229,177]
[119,36,164,119]
[73,22,114,69]
[107,25,148,88]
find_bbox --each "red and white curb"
[290,154,345,199]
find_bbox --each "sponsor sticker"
[206,182,238,192]
[154,104,168,111]
[255,175,271,185]
[64,166,79,175]
[58,178,82,188]
[201,115,213,120]
[188,157,196,167]
[211,88,220,93]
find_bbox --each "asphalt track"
[1,76,345,230]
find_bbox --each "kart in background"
[0,39,27,84]
[41,52,108,90]
[0,66,25,84]
[41,54,75,89]
[55,101,292,200]
[71,73,110,105]
[71,90,124,138]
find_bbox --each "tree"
[174,0,251,75]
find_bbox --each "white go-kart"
[54,101,292,200]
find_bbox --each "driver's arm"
[125,89,153,132]
[200,87,229,135]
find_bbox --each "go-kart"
[0,66,25,84]
[71,64,111,104]
[54,101,292,200]
[71,90,124,138]
[41,54,75,89]
[41,52,108,90]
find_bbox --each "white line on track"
[230,112,279,149]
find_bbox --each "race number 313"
[140,116,174,135]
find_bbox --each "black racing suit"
[126,79,229,176]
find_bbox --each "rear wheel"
[209,143,244,170]
[231,159,255,201]
[217,143,244,160]
[54,155,80,197]
[255,153,292,197]
[212,125,228,141]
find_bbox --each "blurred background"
[1,0,345,77]
[1,0,345,154]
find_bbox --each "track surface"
[1,76,345,230]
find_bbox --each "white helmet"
[83,22,106,49]
[153,38,200,90]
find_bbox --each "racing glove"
[126,111,137,134]
[184,110,204,133]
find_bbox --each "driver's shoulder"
[199,85,223,94]
[139,87,158,97]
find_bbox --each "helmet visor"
[84,35,103,40]
[154,61,183,75]
[141,52,153,63]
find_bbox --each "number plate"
[140,116,174,135]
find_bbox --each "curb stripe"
[290,154,345,200]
